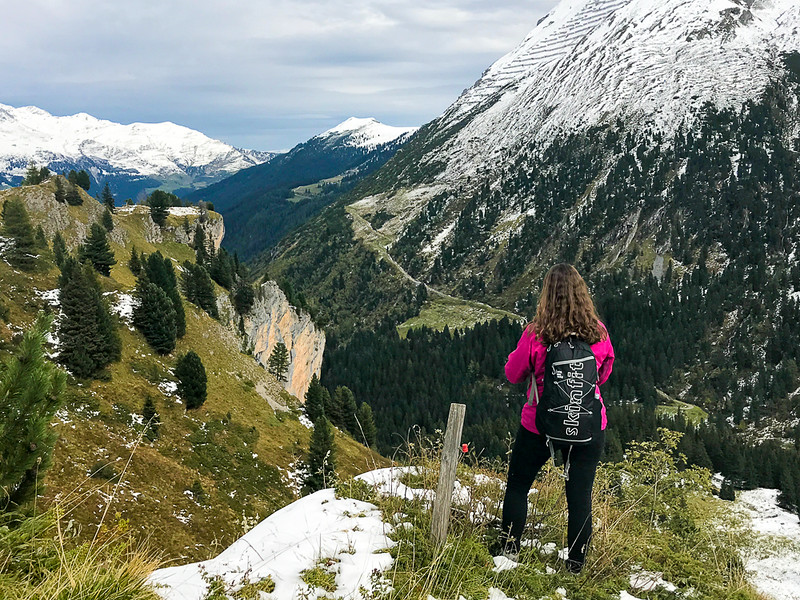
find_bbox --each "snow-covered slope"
[0,103,276,196]
[428,0,800,178]
[318,117,417,150]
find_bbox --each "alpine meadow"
[2,1,800,599]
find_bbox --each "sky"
[1,0,558,151]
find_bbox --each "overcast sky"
[1,0,558,151]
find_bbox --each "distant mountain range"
[186,117,417,260]
[0,103,277,200]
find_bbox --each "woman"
[500,263,614,573]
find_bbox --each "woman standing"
[500,263,614,573]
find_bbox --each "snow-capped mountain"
[317,117,417,149]
[423,0,800,179]
[186,116,417,260]
[0,103,276,199]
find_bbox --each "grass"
[1,181,387,563]
[655,390,709,425]
[289,175,344,203]
[397,297,521,337]
[300,558,340,592]
[334,429,764,600]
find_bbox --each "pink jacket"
[505,323,615,435]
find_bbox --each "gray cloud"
[1,0,557,150]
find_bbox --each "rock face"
[244,281,325,401]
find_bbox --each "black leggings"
[500,425,605,564]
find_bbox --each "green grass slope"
[0,179,386,562]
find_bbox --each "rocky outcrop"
[243,281,325,401]
[120,205,224,251]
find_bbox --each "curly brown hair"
[526,263,606,345]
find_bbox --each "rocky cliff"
[243,281,325,401]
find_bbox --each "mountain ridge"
[0,102,277,199]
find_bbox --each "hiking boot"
[564,558,583,574]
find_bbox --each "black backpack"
[532,336,601,446]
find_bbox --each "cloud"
[1,0,557,150]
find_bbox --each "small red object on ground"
[461,443,469,453]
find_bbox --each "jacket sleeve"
[598,336,615,386]
[505,330,533,384]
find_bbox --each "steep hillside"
[0,103,276,200]
[188,118,416,260]
[265,0,800,507]
[0,180,385,562]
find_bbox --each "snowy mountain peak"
[319,117,417,149]
[436,0,800,177]
[0,103,276,198]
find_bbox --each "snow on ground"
[168,206,200,217]
[105,291,136,325]
[149,489,395,600]
[737,488,800,600]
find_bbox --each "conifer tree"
[34,225,47,249]
[193,223,208,266]
[302,417,336,494]
[719,478,736,501]
[232,279,255,315]
[101,182,115,213]
[268,342,290,382]
[102,208,114,232]
[76,170,91,191]
[209,248,235,289]
[142,395,161,440]
[321,386,339,428]
[147,190,170,227]
[58,258,121,378]
[133,278,177,354]
[356,402,377,447]
[335,386,358,435]
[54,176,66,203]
[79,223,116,276]
[143,252,185,337]
[128,247,142,276]
[67,170,78,186]
[1,197,38,270]
[23,163,41,185]
[304,374,325,423]
[65,183,83,206]
[175,351,207,409]
[0,313,66,511]
[52,231,67,269]
[181,261,218,318]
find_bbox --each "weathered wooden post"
[430,402,466,548]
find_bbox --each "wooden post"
[430,402,466,548]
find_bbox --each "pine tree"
[76,170,91,191]
[356,402,377,447]
[232,280,255,315]
[79,223,116,276]
[128,247,142,276]
[54,176,66,203]
[335,386,358,435]
[67,170,78,186]
[58,258,121,378]
[1,197,38,270]
[101,182,115,213]
[143,252,185,337]
[193,223,208,266]
[101,208,114,232]
[175,351,207,409]
[209,248,235,289]
[34,225,47,249]
[268,342,290,382]
[181,261,218,318]
[304,374,325,423]
[22,163,44,185]
[302,417,336,494]
[719,478,736,501]
[142,395,161,440]
[0,313,66,511]
[133,278,177,354]
[52,231,67,269]
[65,183,83,206]
[147,190,170,227]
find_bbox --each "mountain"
[185,117,417,260]
[0,103,277,200]
[0,179,383,561]
[265,0,800,506]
